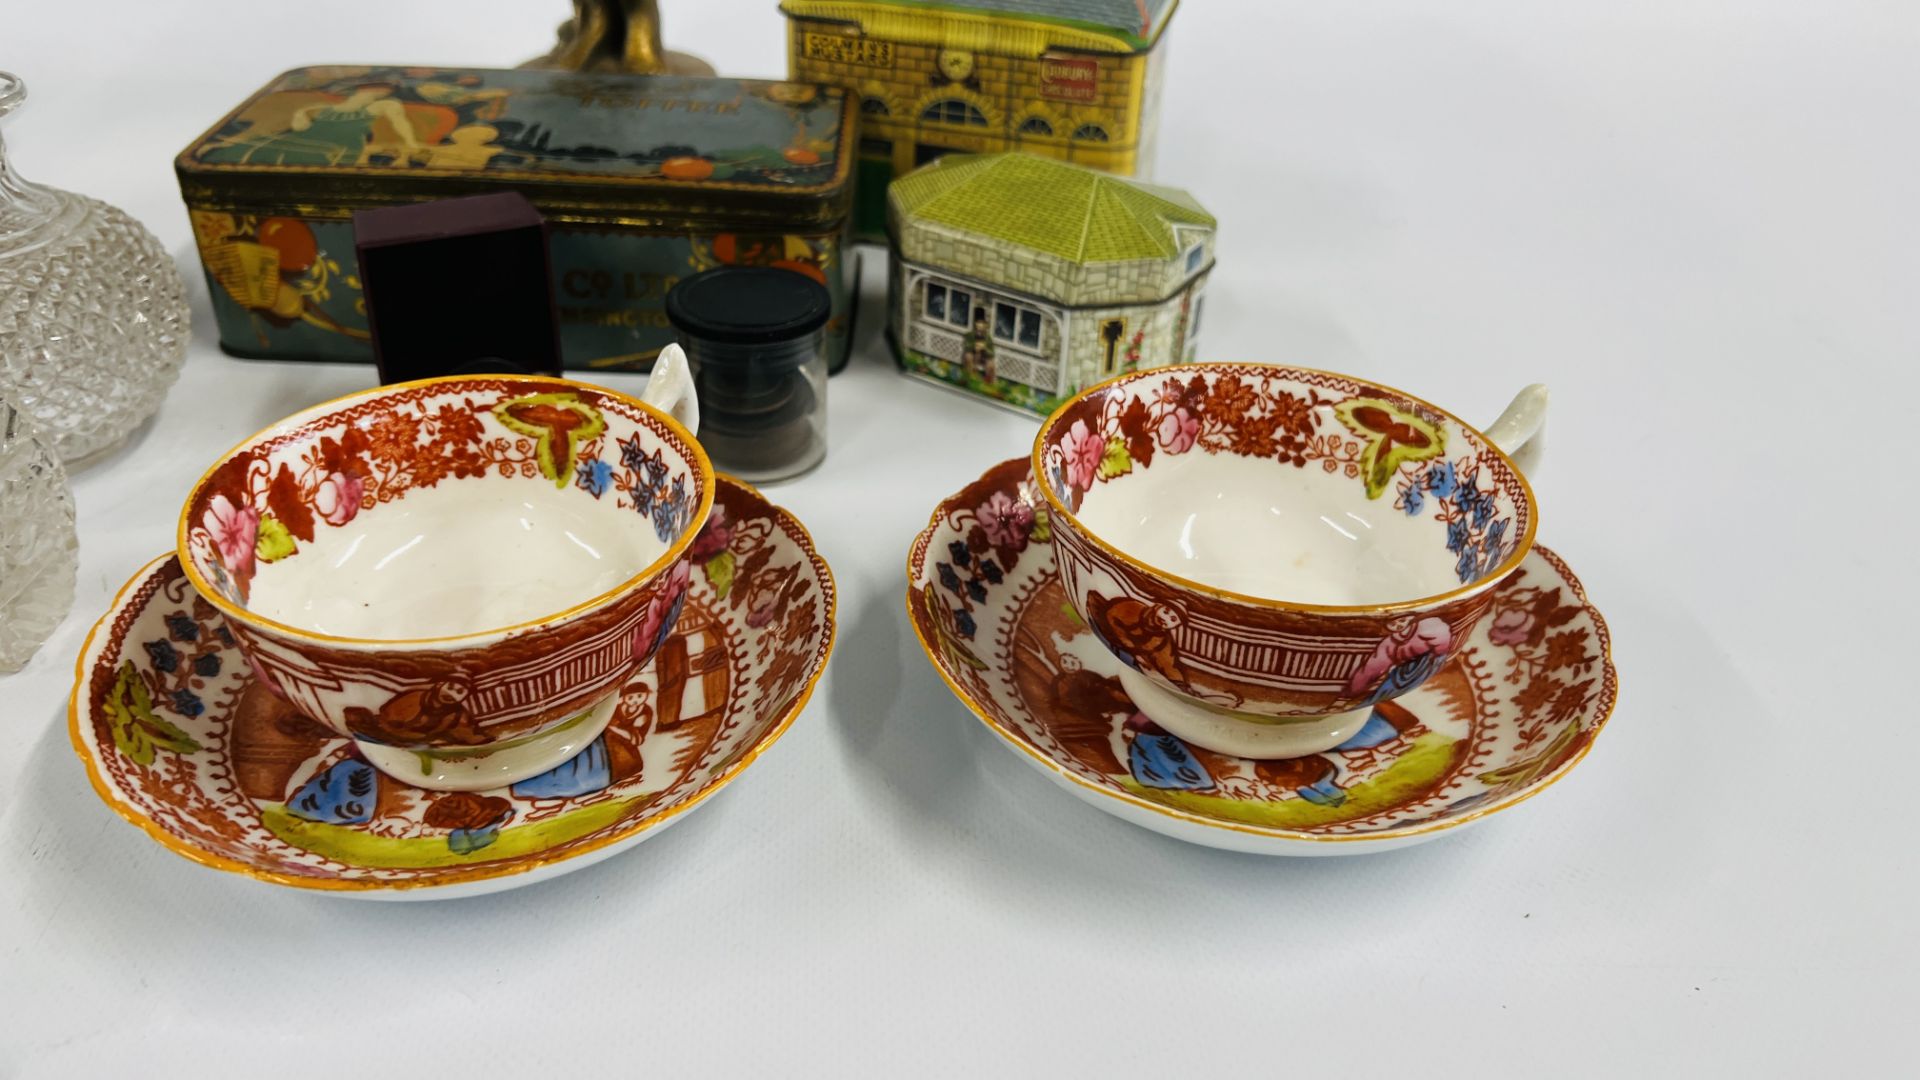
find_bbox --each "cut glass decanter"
[0,395,77,672]
[0,71,189,467]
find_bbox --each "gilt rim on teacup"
[73,473,836,894]
[176,373,716,647]
[906,458,1615,851]
[1030,362,1540,616]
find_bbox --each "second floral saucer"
[70,476,834,899]
[907,458,1616,856]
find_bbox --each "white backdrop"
[2,2,1913,1075]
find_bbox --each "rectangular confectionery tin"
[176,66,857,372]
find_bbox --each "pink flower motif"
[241,647,285,699]
[632,560,692,662]
[977,490,1035,550]
[1345,616,1453,696]
[747,600,777,628]
[1155,405,1199,454]
[1059,418,1104,492]
[203,495,260,581]
[689,505,732,562]
[1487,606,1535,647]
[311,471,365,527]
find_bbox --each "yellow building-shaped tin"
[780,0,1178,238]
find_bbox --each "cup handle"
[643,344,700,436]
[1483,384,1548,476]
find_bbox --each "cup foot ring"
[1116,667,1370,760]
[354,693,621,791]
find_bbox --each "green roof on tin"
[891,153,1213,263]
[833,0,1176,47]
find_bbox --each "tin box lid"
[177,67,854,228]
[778,0,1178,53]
[666,266,833,346]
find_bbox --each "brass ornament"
[523,0,715,76]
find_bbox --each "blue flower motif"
[192,653,222,677]
[948,541,971,567]
[938,563,963,597]
[966,579,988,603]
[170,689,205,718]
[144,640,180,673]
[632,481,656,517]
[1452,470,1479,510]
[215,625,235,646]
[1456,546,1479,583]
[954,608,978,639]
[165,614,200,642]
[1473,492,1496,528]
[576,457,613,498]
[1480,544,1505,578]
[652,481,687,544]
[1446,517,1471,555]
[642,449,669,488]
[1400,485,1425,516]
[619,433,648,473]
[1425,460,1457,500]
[978,559,1004,584]
[1483,518,1509,555]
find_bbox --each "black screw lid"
[665,266,833,346]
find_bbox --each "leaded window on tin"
[923,99,988,126]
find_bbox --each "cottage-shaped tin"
[886,152,1214,415]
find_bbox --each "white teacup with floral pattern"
[177,350,711,790]
[1035,363,1547,759]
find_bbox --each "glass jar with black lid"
[665,267,832,482]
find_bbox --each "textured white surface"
[0,1,1912,1075]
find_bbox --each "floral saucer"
[70,476,834,899]
[907,458,1615,856]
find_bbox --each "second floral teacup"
[1034,362,1546,758]
[177,353,712,789]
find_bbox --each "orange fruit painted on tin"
[257,218,318,274]
[771,259,827,285]
[782,148,821,166]
[661,156,715,180]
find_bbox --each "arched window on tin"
[922,99,988,127]
[861,97,890,117]
[1071,123,1110,142]
[1018,116,1053,137]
